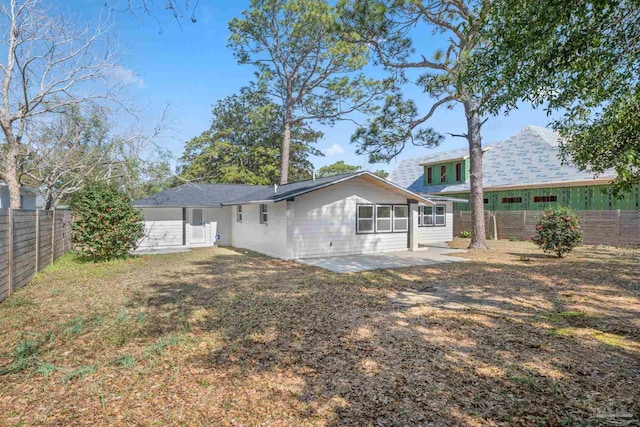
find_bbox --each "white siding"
[414,202,454,243]
[231,202,288,258]
[292,176,410,258]
[211,206,233,246]
[139,208,183,248]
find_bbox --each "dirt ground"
[0,239,638,426]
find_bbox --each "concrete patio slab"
[132,247,191,255]
[297,246,468,273]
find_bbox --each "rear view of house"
[134,172,459,259]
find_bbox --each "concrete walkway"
[297,246,468,273]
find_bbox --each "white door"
[191,208,205,244]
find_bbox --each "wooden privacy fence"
[453,210,640,247]
[0,209,73,302]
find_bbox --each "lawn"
[0,240,638,426]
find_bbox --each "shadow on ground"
[127,245,640,426]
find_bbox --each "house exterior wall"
[0,186,36,210]
[231,202,288,258]
[446,184,640,212]
[291,176,410,258]
[414,201,454,243]
[138,207,184,248]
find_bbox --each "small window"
[440,165,447,183]
[393,205,408,232]
[376,205,392,232]
[237,205,243,222]
[419,205,433,226]
[259,204,268,224]
[357,205,374,233]
[426,167,433,184]
[435,205,446,226]
[455,162,462,181]
[501,197,522,204]
[483,198,489,204]
[533,195,557,203]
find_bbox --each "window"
[435,205,446,226]
[483,198,489,204]
[418,205,446,226]
[455,162,462,181]
[501,197,522,204]
[393,206,408,232]
[357,205,375,233]
[237,205,243,222]
[376,205,392,232]
[440,165,447,183]
[533,195,557,203]
[357,204,410,233]
[426,167,432,184]
[419,205,433,226]
[259,204,268,224]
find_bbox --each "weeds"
[111,355,135,368]
[144,336,183,357]
[63,365,96,383]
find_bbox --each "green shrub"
[70,183,145,261]
[531,207,583,258]
[459,231,472,238]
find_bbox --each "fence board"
[454,209,640,247]
[0,209,73,303]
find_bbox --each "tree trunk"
[0,122,22,209]
[464,100,489,249]
[280,105,293,185]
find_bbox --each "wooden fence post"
[616,209,621,247]
[51,209,56,264]
[7,208,13,296]
[35,209,39,272]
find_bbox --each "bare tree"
[0,0,119,208]
[21,104,168,209]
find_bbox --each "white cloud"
[325,143,345,156]
[110,65,145,88]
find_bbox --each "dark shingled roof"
[135,171,433,207]
[134,183,268,207]
[222,172,366,205]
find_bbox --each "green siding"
[446,184,640,212]
[423,159,468,186]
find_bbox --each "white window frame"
[418,205,446,227]
[375,205,393,233]
[435,205,446,226]
[237,205,243,222]
[259,204,268,224]
[419,205,433,226]
[393,205,408,232]
[356,204,375,234]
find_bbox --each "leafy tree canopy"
[228,0,385,183]
[468,0,640,195]
[317,161,360,177]
[179,87,323,184]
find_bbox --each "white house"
[0,182,37,210]
[134,172,462,259]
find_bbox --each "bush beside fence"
[453,210,640,247]
[0,209,73,302]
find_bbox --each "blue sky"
[68,0,558,175]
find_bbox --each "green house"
[389,126,640,212]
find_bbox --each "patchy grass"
[0,243,638,426]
